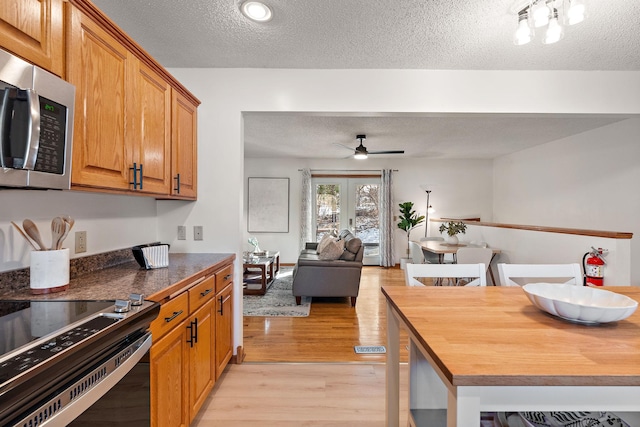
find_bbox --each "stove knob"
[129,293,144,306]
[114,299,131,313]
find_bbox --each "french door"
[313,177,381,265]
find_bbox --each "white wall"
[493,118,640,285]
[0,191,158,272]
[244,157,493,265]
[160,68,640,352]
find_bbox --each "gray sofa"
[292,229,364,307]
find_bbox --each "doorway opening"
[313,177,380,266]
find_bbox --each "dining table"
[419,240,501,285]
[382,285,640,427]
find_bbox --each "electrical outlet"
[177,225,186,240]
[194,226,203,241]
[75,231,87,253]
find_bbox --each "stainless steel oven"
[0,297,159,426]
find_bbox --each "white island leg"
[386,301,400,427]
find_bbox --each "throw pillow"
[316,233,333,254]
[344,237,362,254]
[319,239,344,260]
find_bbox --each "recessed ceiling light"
[240,1,273,22]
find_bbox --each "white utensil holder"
[30,248,70,294]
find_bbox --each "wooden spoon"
[58,216,75,249]
[50,217,66,250]
[23,219,47,251]
[11,221,38,251]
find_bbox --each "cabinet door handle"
[138,163,144,190]
[129,162,138,189]
[174,173,181,193]
[217,294,231,315]
[164,310,183,323]
[186,318,198,347]
[200,288,214,297]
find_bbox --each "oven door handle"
[19,332,152,426]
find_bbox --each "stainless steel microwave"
[0,48,75,190]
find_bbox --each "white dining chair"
[415,238,441,264]
[497,263,583,287]
[456,247,494,284]
[408,241,425,264]
[405,263,487,287]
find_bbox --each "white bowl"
[522,283,638,324]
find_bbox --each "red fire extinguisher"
[583,247,606,286]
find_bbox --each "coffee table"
[242,251,280,295]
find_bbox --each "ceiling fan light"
[354,152,368,160]
[240,1,273,22]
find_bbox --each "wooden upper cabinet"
[171,90,198,199]
[0,0,64,76]
[131,60,172,195]
[67,7,133,190]
[65,0,199,198]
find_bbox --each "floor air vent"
[354,345,386,354]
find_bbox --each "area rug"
[243,268,312,317]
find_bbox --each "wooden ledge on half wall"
[431,218,633,240]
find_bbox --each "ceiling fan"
[334,135,405,159]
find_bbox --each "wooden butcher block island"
[382,286,640,427]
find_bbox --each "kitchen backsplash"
[0,248,135,293]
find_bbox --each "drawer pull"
[164,310,183,323]
[223,274,232,281]
[200,288,214,297]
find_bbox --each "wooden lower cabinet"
[215,283,233,379]
[150,319,189,427]
[149,263,234,427]
[188,299,215,421]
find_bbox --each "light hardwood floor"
[192,266,410,425]
[243,265,409,363]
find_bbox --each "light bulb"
[531,1,551,28]
[427,205,435,214]
[240,1,273,22]
[354,153,367,160]
[543,12,564,44]
[514,14,533,45]
[567,0,586,25]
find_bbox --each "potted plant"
[438,221,467,245]
[397,202,425,268]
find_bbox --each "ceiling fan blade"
[368,150,405,155]
[332,142,356,151]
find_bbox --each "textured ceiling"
[242,113,629,159]
[92,0,640,159]
[93,0,639,70]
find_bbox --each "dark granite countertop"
[0,253,235,302]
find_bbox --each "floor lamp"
[424,190,435,238]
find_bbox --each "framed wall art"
[247,177,290,233]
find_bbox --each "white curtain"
[300,168,313,250]
[380,169,395,267]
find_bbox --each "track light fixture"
[513,0,586,45]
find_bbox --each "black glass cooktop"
[0,300,115,357]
